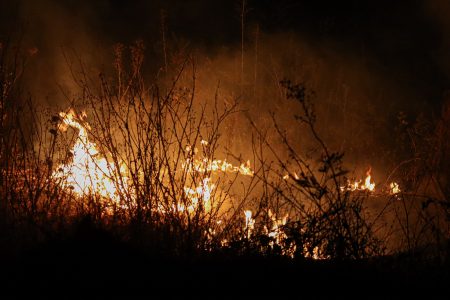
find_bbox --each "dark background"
[1,0,449,109]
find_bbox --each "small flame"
[267,210,288,244]
[183,142,254,176]
[243,210,255,239]
[342,167,375,192]
[304,246,321,260]
[389,182,401,195]
[363,169,376,191]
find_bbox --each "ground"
[1,226,449,299]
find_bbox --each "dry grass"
[0,38,449,265]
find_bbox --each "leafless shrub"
[1,37,448,263]
[246,80,385,259]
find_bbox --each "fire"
[305,246,322,260]
[342,167,375,192]
[243,210,255,239]
[389,182,401,195]
[362,169,376,191]
[282,172,300,181]
[53,109,404,260]
[178,140,254,214]
[266,209,295,255]
[52,109,129,203]
[183,157,254,176]
[183,140,254,176]
[266,209,288,245]
[340,167,402,197]
[52,110,254,217]
[242,209,298,257]
[181,178,215,213]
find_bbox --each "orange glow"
[342,167,375,192]
[183,141,254,177]
[53,110,254,217]
[363,169,376,191]
[181,178,215,213]
[243,210,255,238]
[52,109,130,203]
[389,182,401,195]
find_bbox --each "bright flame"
[342,167,375,192]
[51,110,406,259]
[183,141,254,177]
[52,110,129,202]
[243,210,255,239]
[363,170,376,191]
[53,110,254,218]
[180,140,254,214]
[389,182,401,195]
[304,246,321,260]
[183,157,254,176]
[267,209,288,244]
[242,209,298,257]
[182,178,215,213]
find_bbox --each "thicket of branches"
[0,37,449,262]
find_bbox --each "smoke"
[1,0,448,253]
[7,0,108,105]
[0,0,447,170]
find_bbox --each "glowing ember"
[52,109,129,202]
[304,246,321,260]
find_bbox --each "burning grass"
[0,39,449,266]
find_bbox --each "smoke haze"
[1,0,449,174]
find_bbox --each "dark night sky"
[1,0,449,112]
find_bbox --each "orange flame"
[389,182,401,195]
[243,210,255,239]
[342,167,375,192]
[183,140,254,176]
[181,178,215,213]
[52,110,130,203]
[53,111,254,218]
